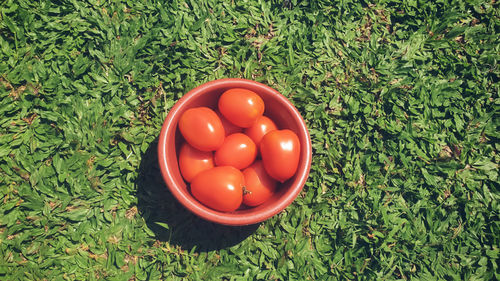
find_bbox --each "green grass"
[1,0,499,280]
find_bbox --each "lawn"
[0,0,499,280]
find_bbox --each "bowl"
[158,78,312,226]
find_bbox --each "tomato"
[244,115,278,147]
[178,143,214,182]
[242,160,277,207]
[218,88,265,128]
[215,133,257,170]
[178,107,225,151]
[190,166,244,212]
[260,129,300,183]
[217,110,243,136]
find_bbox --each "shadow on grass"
[136,138,259,252]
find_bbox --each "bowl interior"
[162,79,311,224]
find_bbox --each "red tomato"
[215,133,257,170]
[178,107,225,151]
[217,110,243,136]
[190,166,244,212]
[178,143,214,182]
[242,160,277,207]
[218,88,265,128]
[260,129,300,183]
[244,116,278,147]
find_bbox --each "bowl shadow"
[136,138,260,252]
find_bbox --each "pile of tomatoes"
[177,88,301,212]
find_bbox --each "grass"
[0,0,499,280]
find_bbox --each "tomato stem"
[242,186,251,195]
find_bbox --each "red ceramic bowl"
[158,78,312,226]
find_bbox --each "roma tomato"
[260,129,300,183]
[242,160,277,207]
[215,133,257,170]
[178,143,214,182]
[190,166,244,212]
[218,88,265,128]
[217,110,243,136]
[244,115,278,147]
[178,107,225,151]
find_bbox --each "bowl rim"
[158,78,312,226]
